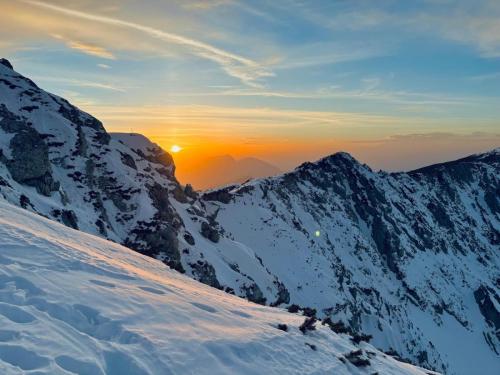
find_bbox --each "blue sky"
[0,0,499,170]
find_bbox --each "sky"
[1,0,499,177]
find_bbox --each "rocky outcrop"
[0,104,59,196]
[242,283,266,305]
[200,221,220,243]
[0,58,13,70]
[474,286,500,331]
[189,260,221,289]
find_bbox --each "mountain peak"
[294,151,361,175]
[323,151,358,164]
[0,58,13,70]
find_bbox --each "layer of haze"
[1,0,499,188]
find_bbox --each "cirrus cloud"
[21,0,273,87]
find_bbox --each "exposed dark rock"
[147,183,177,221]
[134,147,174,173]
[201,221,220,243]
[0,58,13,70]
[299,317,317,334]
[427,202,454,229]
[95,219,107,236]
[19,194,32,209]
[172,185,189,203]
[0,175,11,188]
[305,343,317,351]
[61,210,78,229]
[371,215,403,274]
[271,281,290,306]
[127,222,181,268]
[97,175,128,212]
[345,350,370,367]
[73,125,88,156]
[183,232,195,245]
[58,105,110,145]
[322,318,352,335]
[474,285,500,330]
[242,283,266,305]
[0,106,59,196]
[190,260,221,289]
[120,151,137,170]
[351,333,373,344]
[184,184,197,199]
[484,188,500,215]
[302,307,317,318]
[202,188,234,204]
[277,324,288,332]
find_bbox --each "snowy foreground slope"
[0,58,498,374]
[0,200,436,375]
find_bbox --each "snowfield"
[0,199,437,375]
[0,58,498,374]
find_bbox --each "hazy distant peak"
[177,153,281,190]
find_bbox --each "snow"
[112,133,159,152]
[0,199,435,375]
[0,58,498,374]
[208,154,500,374]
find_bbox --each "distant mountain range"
[0,58,498,375]
[161,153,281,190]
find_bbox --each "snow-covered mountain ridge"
[0,199,439,374]
[0,58,283,305]
[0,58,498,374]
[205,148,499,374]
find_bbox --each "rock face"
[0,104,59,195]
[0,58,498,375]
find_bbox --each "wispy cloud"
[173,87,482,109]
[97,63,111,69]
[412,9,500,58]
[468,72,500,81]
[184,0,233,10]
[52,34,115,59]
[279,0,500,59]
[84,104,404,128]
[35,76,125,92]
[22,0,272,87]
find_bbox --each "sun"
[170,145,182,153]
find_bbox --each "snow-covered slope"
[0,58,284,305]
[0,57,498,374]
[0,199,437,375]
[205,151,500,375]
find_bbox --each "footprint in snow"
[0,330,20,342]
[0,303,36,323]
[56,355,104,375]
[229,310,251,318]
[0,344,49,370]
[138,286,166,295]
[191,302,217,313]
[89,279,116,288]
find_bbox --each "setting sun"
[170,145,182,153]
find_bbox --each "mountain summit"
[0,59,498,375]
